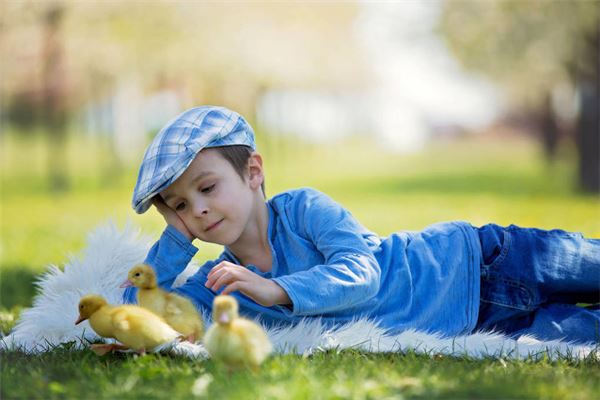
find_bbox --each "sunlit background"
[1,1,599,309]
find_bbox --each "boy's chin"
[199,232,239,247]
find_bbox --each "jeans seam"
[484,229,512,270]
[481,274,537,309]
[481,230,512,276]
[479,298,534,311]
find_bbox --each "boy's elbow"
[345,268,379,307]
[363,271,380,299]
[353,256,381,299]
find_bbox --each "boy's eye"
[201,184,215,194]
[175,202,186,211]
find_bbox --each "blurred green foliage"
[439,0,599,105]
[439,1,600,194]
[2,2,364,120]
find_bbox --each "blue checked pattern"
[132,105,256,214]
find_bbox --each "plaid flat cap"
[132,105,256,214]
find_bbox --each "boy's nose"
[192,201,209,217]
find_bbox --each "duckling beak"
[75,315,87,325]
[218,313,230,324]
[119,279,134,288]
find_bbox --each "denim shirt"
[124,187,481,336]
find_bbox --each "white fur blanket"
[2,222,597,360]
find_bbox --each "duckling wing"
[204,326,245,366]
[233,319,273,364]
[165,293,198,316]
[138,289,169,316]
[165,302,183,316]
[114,317,130,332]
[111,309,132,332]
[88,307,119,339]
[163,293,204,339]
[111,306,179,351]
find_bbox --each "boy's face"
[159,148,263,246]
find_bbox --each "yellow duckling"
[120,264,204,342]
[75,294,180,355]
[203,295,272,371]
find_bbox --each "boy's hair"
[214,145,266,197]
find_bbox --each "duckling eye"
[135,272,141,277]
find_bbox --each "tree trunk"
[42,5,69,192]
[575,21,600,194]
[576,80,600,194]
[539,92,559,163]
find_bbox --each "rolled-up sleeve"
[122,224,198,304]
[272,189,381,316]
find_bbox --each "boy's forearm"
[271,254,380,316]
[271,281,292,306]
[144,225,199,289]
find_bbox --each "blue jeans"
[474,224,600,344]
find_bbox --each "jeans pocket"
[480,274,536,311]
[481,228,512,270]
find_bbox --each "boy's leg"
[478,224,600,304]
[513,303,600,343]
[475,224,600,342]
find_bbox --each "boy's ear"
[247,152,264,190]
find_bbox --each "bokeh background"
[1,0,599,315]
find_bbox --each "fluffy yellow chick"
[75,294,181,355]
[120,264,204,342]
[203,295,272,371]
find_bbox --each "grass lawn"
[1,131,599,399]
[2,349,599,399]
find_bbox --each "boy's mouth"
[205,219,224,232]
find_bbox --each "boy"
[124,105,600,343]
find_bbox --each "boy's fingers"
[207,268,239,289]
[211,272,237,292]
[151,197,194,241]
[207,263,226,280]
[211,268,252,292]
[222,281,248,296]
[207,261,241,279]
[211,269,236,287]
[207,264,251,288]
[206,268,226,286]
[208,261,226,272]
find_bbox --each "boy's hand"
[152,197,195,241]
[205,261,291,307]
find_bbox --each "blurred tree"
[42,4,69,191]
[2,1,367,118]
[2,1,368,174]
[439,0,599,193]
[1,3,45,132]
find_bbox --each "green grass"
[2,349,599,399]
[1,130,599,399]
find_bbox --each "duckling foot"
[176,334,196,343]
[185,334,197,343]
[90,343,129,356]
